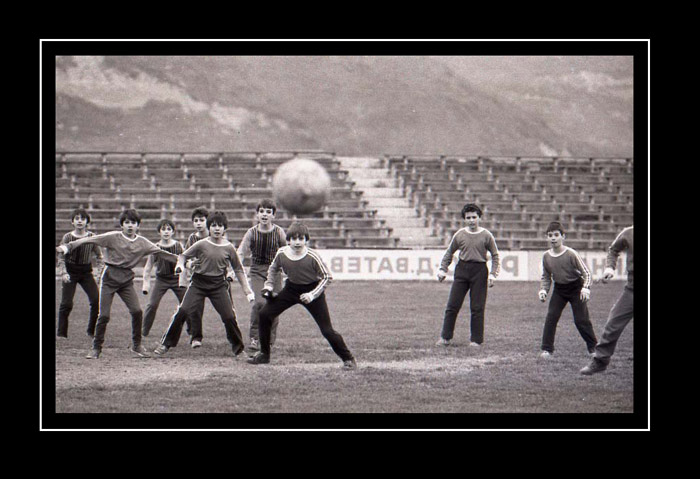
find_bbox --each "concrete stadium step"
[338,156,445,248]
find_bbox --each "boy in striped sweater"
[538,221,597,358]
[141,219,188,338]
[436,203,500,347]
[581,225,634,375]
[55,209,179,359]
[154,211,255,357]
[247,222,357,370]
[237,199,287,352]
[56,208,104,339]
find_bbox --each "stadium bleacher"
[55,151,633,251]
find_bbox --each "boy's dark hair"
[70,207,91,224]
[461,203,483,218]
[256,198,277,214]
[206,210,228,229]
[191,206,209,221]
[286,222,310,241]
[546,221,565,235]
[157,218,176,232]
[119,208,142,225]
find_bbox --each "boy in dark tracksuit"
[56,209,179,359]
[154,210,255,357]
[538,221,597,357]
[436,203,500,347]
[247,222,357,370]
[56,208,104,339]
[581,225,634,375]
[141,219,188,337]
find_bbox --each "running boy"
[537,221,597,358]
[141,219,188,338]
[55,209,179,359]
[56,208,104,339]
[247,222,357,370]
[154,210,255,357]
[237,199,287,352]
[436,203,500,347]
[581,225,634,375]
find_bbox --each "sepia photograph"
[42,39,648,430]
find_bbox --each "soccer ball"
[272,158,331,215]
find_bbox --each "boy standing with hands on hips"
[436,203,500,348]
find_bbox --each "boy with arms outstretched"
[55,209,179,359]
[247,222,357,370]
[436,203,500,347]
[56,208,104,339]
[581,225,634,375]
[237,199,287,352]
[141,219,188,338]
[537,221,597,358]
[154,210,255,357]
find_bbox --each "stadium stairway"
[337,157,444,248]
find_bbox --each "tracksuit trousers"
[257,281,354,361]
[160,273,244,352]
[593,287,634,364]
[142,275,188,337]
[92,265,143,350]
[440,261,489,344]
[541,279,597,353]
[57,264,99,338]
[248,264,281,344]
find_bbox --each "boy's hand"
[226,271,236,282]
[174,265,183,275]
[246,292,256,303]
[261,288,276,301]
[142,279,150,295]
[56,245,69,254]
[580,288,590,302]
[538,290,548,302]
[437,270,447,282]
[61,273,71,284]
[602,267,615,283]
[300,293,314,304]
[488,275,496,288]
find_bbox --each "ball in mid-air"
[272,158,331,215]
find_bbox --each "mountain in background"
[55,55,633,158]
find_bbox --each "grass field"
[50,279,636,418]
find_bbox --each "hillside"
[55,56,633,157]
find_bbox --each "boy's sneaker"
[469,342,481,348]
[153,344,169,356]
[247,352,270,364]
[248,339,260,351]
[539,350,553,359]
[191,340,202,349]
[435,338,451,346]
[130,344,151,358]
[580,358,607,375]
[342,359,358,370]
[85,348,101,359]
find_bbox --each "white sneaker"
[539,350,552,359]
[435,338,451,346]
[191,340,202,349]
[469,342,481,348]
